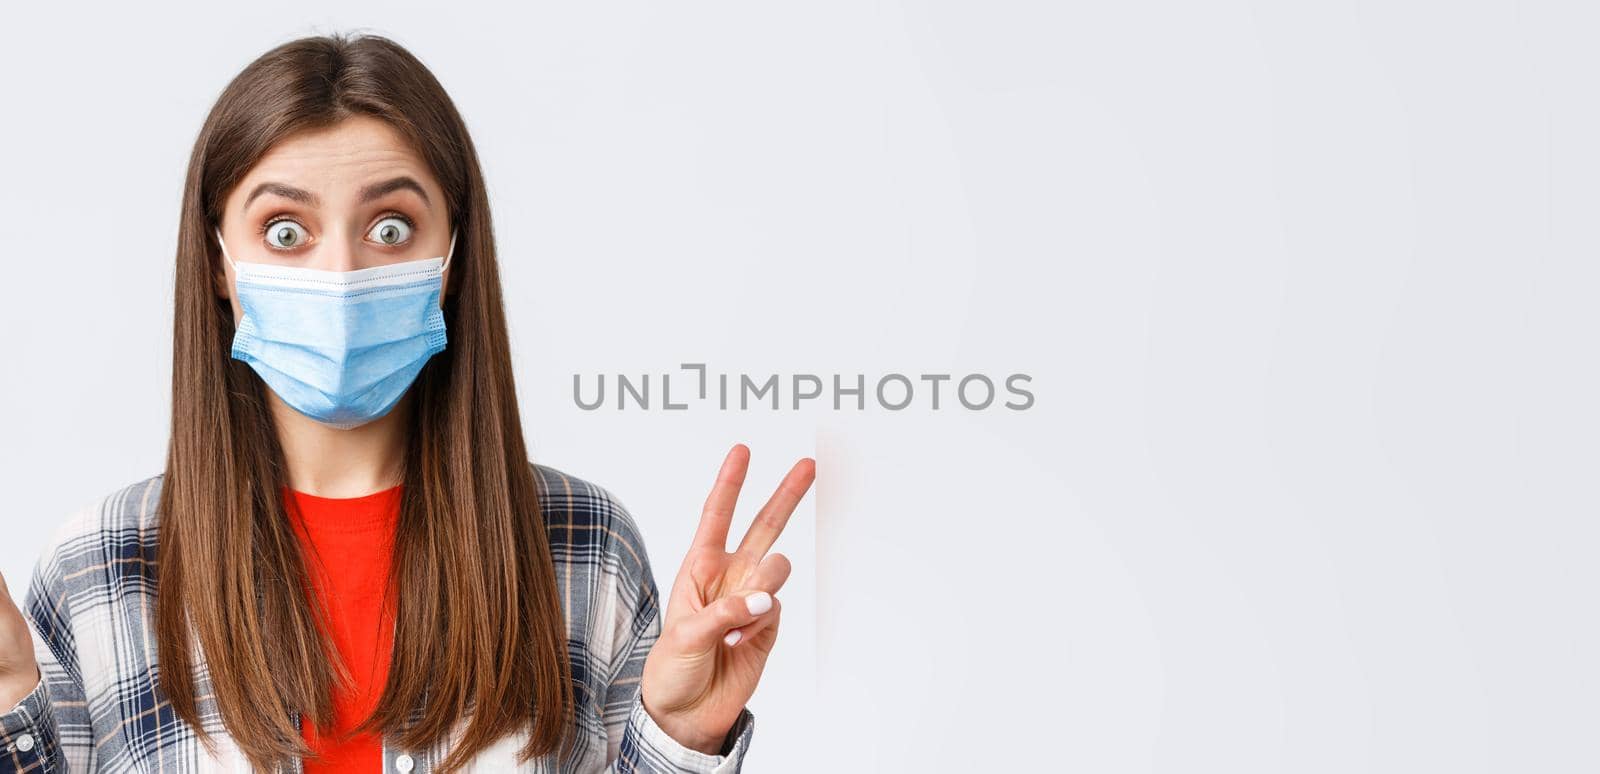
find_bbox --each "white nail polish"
[745,591,773,616]
[724,630,742,647]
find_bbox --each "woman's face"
[214,114,454,324]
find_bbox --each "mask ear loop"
[214,227,238,272]
[441,227,459,273]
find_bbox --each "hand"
[0,571,39,711]
[638,443,815,755]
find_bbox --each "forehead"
[231,115,438,206]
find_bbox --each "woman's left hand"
[638,443,816,755]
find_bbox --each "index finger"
[691,443,751,552]
[734,457,816,560]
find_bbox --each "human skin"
[0,115,815,757]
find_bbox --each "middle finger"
[734,457,816,560]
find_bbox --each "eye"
[368,214,414,246]
[262,219,310,250]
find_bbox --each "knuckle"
[722,594,752,620]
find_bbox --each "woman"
[0,32,812,773]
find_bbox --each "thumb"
[674,590,776,653]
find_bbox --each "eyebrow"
[241,175,432,212]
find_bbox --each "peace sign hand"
[637,444,815,755]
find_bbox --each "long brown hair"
[155,32,572,773]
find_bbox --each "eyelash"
[256,211,417,247]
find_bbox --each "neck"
[267,389,412,498]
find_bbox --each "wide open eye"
[368,215,414,246]
[263,219,310,250]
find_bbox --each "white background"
[3,2,1596,772]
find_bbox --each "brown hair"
[155,32,572,773]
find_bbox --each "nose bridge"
[321,226,360,272]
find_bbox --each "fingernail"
[724,630,742,647]
[745,591,773,616]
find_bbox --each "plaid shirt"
[0,463,755,772]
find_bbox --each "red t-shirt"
[283,483,403,774]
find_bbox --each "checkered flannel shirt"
[0,463,754,772]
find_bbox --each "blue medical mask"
[214,226,458,429]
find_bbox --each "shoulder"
[530,461,651,569]
[24,473,163,642]
[528,460,659,610]
[528,462,661,683]
[34,473,164,577]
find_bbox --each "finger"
[734,457,816,560]
[724,596,782,648]
[674,589,779,652]
[691,444,750,553]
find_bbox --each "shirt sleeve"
[597,491,756,773]
[0,527,94,773]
